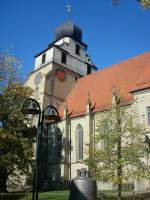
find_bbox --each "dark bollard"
[68,168,97,200]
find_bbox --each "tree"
[0,51,22,93]
[0,51,35,192]
[112,0,150,8]
[140,0,150,8]
[87,89,150,200]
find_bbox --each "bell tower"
[25,21,97,109]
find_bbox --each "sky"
[0,0,150,76]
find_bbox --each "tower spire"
[66,3,72,20]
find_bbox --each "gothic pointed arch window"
[76,124,83,161]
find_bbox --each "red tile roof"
[59,52,150,118]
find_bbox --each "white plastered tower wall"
[34,48,54,70]
[34,37,95,77]
[53,37,95,76]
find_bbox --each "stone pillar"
[63,101,70,181]
[85,93,93,171]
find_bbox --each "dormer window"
[42,53,46,64]
[76,44,80,56]
[61,52,67,64]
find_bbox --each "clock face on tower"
[34,72,42,85]
[56,69,66,81]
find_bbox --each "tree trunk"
[117,131,122,200]
[117,140,122,200]
[117,164,122,200]
[116,104,122,200]
[0,167,8,192]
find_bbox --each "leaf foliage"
[86,90,150,185]
[0,52,35,191]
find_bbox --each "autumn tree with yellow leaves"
[0,51,35,192]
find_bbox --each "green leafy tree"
[87,89,150,200]
[0,51,35,192]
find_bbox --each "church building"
[25,21,150,191]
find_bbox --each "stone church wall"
[56,89,150,191]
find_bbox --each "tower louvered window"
[76,44,80,56]
[42,53,46,64]
[61,52,67,64]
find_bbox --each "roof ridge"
[67,50,150,92]
[76,51,150,83]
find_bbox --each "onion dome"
[55,21,82,42]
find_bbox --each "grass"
[1,190,150,200]
[19,191,69,200]
[97,190,150,200]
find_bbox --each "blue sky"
[0,0,150,76]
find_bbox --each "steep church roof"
[59,51,150,118]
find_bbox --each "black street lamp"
[21,98,60,200]
[0,107,9,128]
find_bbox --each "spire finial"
[63,100,68,119]
[64,100,68,109]
[86,92,92,114]
[66,3,72,20]
[87,92,91,106]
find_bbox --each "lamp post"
[21,98,60,200]
[0,107,9,128]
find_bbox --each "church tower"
[25,21,97,109]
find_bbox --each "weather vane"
[66,3,72,19]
